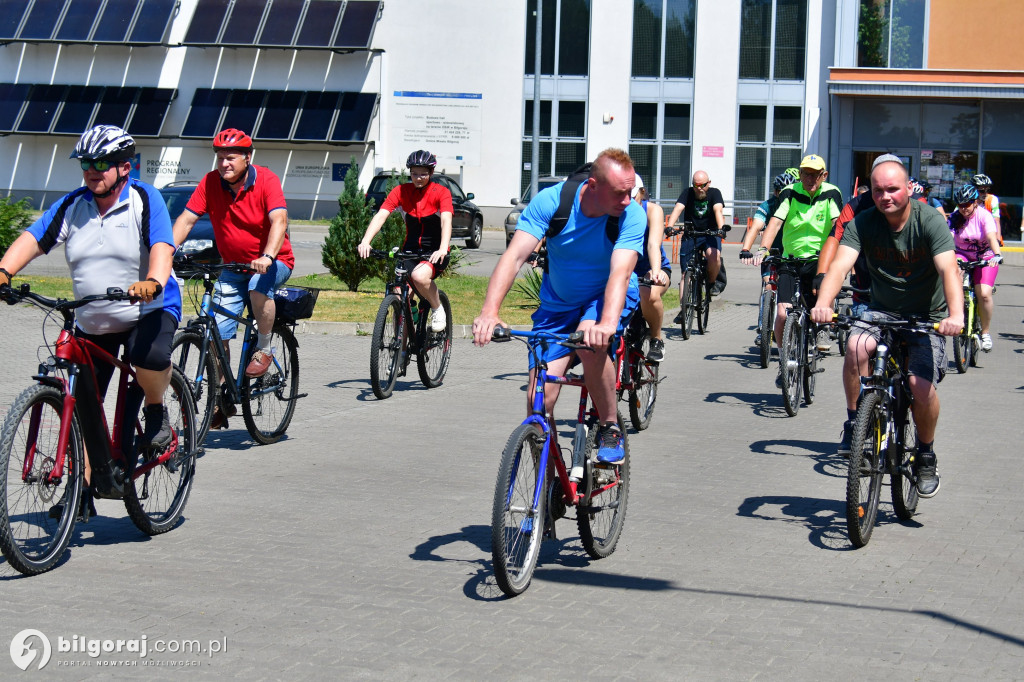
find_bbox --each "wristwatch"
[261,253,275,261]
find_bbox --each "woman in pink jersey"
[950,184,1003,351]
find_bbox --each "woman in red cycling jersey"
[358,150,453,332]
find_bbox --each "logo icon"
[10,629,51,671]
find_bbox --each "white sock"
[257,333,272,351]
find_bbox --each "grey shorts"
[849,310,946,384]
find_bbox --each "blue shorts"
[213,260,292,340]
[528,286,641,369]
[849,309,946,385]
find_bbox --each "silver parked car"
[503,176,565,246]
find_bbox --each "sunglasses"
[693,181,710,189]
[80,159,117,172]
[958,202,975,209]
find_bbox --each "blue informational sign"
[130,153,141,180]
[332,163,351,182]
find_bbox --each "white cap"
[631,173,644,198]
[871,153,904,170]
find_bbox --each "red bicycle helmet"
[213,128,253,151]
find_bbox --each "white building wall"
[691,0,742,207]
[587,0,634,155]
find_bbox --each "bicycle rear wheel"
[578,411,630,559]
[803,329,819,405]
[847,392,886,547]
[491,423,547,597]
[125,367,198,535]
[889,408,919,520]
[627,342,658,431]
[758,287,775,368]
[837,304,851,357]
[680,270,696,340]
[171,328,218,443]
[697,278,710,334]
[370,295,403,399]
[0,385,84,575]
[780,314,803,417]
[968,308,981,368]
[416,290,452,388]
[241,324,300,444]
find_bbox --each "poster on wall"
[390,91,482,168]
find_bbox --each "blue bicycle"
[488,327,630,597]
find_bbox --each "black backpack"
[544,162,625,243]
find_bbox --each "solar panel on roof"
[0,0,31,41]
[256,90,302,140]
[93,0,141,42]
[0,83,31,132]
[18,84,68,133]
[19,0,64,40]
[181,89,231,137]
[293,90,339,141]
[221,0,267,46]
[258,0,303,46]
[330,91,377,142]
[129,0,177,43]
[52,85,102,133]
[129,87,175,136]
[183,0,230,44]
[295,0,341,47]
[55,0,103,41]
[222,89,265,134]
[333,0,378,49]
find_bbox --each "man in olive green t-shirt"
[812,159,963,498]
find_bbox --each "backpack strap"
[544,161,624,244]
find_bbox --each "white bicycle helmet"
[70,124,136,161]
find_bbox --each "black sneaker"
[647,337,666,363]
[915,452,940,498]
[142,404,172,450]
[838,420,854,457]
[711,282,725,297]
[48,487,96,523]
[673,309,684,324]
[775,367,784,389]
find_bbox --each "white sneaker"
[430,306,446,332]
[981,333,993,352]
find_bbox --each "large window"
[857,0,926,68]
[524,0,590,77]
[520,99,587,193]
[632,0,696,78]
[734,104,802,202]
[628,102,691,201]
[739,0,807,80]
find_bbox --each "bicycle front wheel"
[627,341,658,431]
[578,412,630,559]
[889,409,919,520]
[491,423,547,597]
[416,290,452,388]
[241,324,300,444]
[125,367,198,535]
[680,270,696,340]
[847,392,886,547]
[0,385,84,575]
[171,328,218,444]
[780,314,803,417]
[370,295,403,399]
[758,287,775,368]
[953,330,970,373]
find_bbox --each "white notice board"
[391,91,482,167]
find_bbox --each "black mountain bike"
[776,255,827,417]
[677,223,730,339]
[836,314,936,548]
[368,249,453,399]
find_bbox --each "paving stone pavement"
[0,251,1022,680]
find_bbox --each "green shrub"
[0,195,34,258]
[321,162,405,291]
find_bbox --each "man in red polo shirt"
[173,129,294,424]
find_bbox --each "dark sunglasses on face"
[693,181,710,189]
[80,159,116,172]
[958,202,975,209]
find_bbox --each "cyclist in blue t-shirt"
[473,149,646,464]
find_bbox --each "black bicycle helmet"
[406,150,436,169]
[70,124,135,161]
[773,169,798,191]
[953,183,978,205]
[971,173,993,188]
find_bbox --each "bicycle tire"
[627,340,658,431]
[578,411,630,559]
[491,423,547,597]
[241,324,300,444]
[416,290,452,388]
[889,408,919,521]
[680,270,695,340]
[953,300,971,373]
[968,305,981,368]
[697,279,710,334]
[758,287,775,368]
[124,367,198,535]
[780,314,802,417]
[846,392,885,548]
[171,328,218,444]
[837,304,851,357]
[0,384,84,575]
[803,326,819,405]
[370,295,403,399]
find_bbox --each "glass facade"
[628,102,691,201]
[521,100,586,193]
[739,0,806,81]
[857,0,926,68]
[525,0,590,76]
[632,0,696,78]
[735,105,803,202]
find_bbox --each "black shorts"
[777,259,818,308]
[75,311,177,398]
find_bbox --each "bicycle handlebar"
[491,326,585,346]
[368,248,433,261]
[0,283,134,312]
[831,312,938,333]
[173,254,255,276]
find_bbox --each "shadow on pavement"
[704,391,791,418]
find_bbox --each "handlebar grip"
[492,326,511,342]
[568,330,585,344]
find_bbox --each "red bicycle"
[0,283,197,575]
